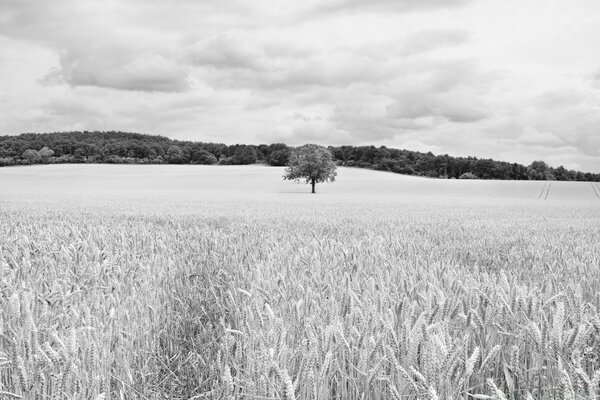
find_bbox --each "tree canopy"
[283,144,337,193]
[22,149,41,164]
[38,146,54,162]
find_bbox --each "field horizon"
[2,164,600,207]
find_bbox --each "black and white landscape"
[1,1,600,399]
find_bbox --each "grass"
[1,165,599,399]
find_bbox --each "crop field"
[1,165,600,399]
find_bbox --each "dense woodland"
[1,131,599,181]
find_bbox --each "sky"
[1,0,600,172]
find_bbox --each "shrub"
[459,172,478,179]
[232,145,257,165]
[195,150,218,165]
[0,157,15,167]
[22,149,41,164]
[39,147,55,163]
[267,149,291,166]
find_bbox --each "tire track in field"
[592,182,600,199]
[538,182,548,200]
[544,182,551,200]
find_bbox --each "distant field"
[1,164,600,204]
[1,165,599,399]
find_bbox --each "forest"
[1,131,599,181]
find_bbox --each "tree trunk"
[311,179,316,194]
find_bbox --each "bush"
[459,172,478,179]
[166,145,188,164]
[53,155,73,163]
[393,166,415,175]
[39,147,55,163]
[267,149,290,166]
[373,163,390,171]
[195,150,218,165]
[232,145,257,165]
[218,156,235,165]
[0,157,15,167]
[104,156,137,164]
[22,149,41,164]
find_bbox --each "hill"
[0,130,598,181]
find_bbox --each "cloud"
[378,59,493,125]
[517,127,564,146]
[532,89,588,109]
[592,68,600,87]
[422,60,497,93]
[313,0,472,14]
[187,34,387,90]
[186,31,480,93]
[401,29,471,55]
[0,0,191,92]
[274,54,382,88]
[45,53,190,92]
[264,113,352,145]
[386,93,489,123]
[188,34,267,71]
[510,89,600,158]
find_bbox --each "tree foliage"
[527,160,554,180]
[266,143,291,166]
[328,145,599,181]
[167,145,186,164]
[194,150,218,165]
[0,131,598,182]
[38,146,54,163]
[233,145,257,165]
[22,149,40,164]
[284,144,337,193]
[459,172,478,179]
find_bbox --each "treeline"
[0,131,291,167]
[0,131,598,181]
[329,146,600,181]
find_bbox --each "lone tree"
[284,144,337,193]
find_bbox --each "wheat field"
[1,165,600,399]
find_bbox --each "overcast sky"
[1,0,600,171]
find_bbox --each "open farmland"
[1,165,600,399]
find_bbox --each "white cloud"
[517,127,564,147]
[386,92,489,123]
[401,29,471,55]
[45,54,190,92]
[312,0,472,14]
[188,33,267,71]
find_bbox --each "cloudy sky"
[1,0,600,171]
